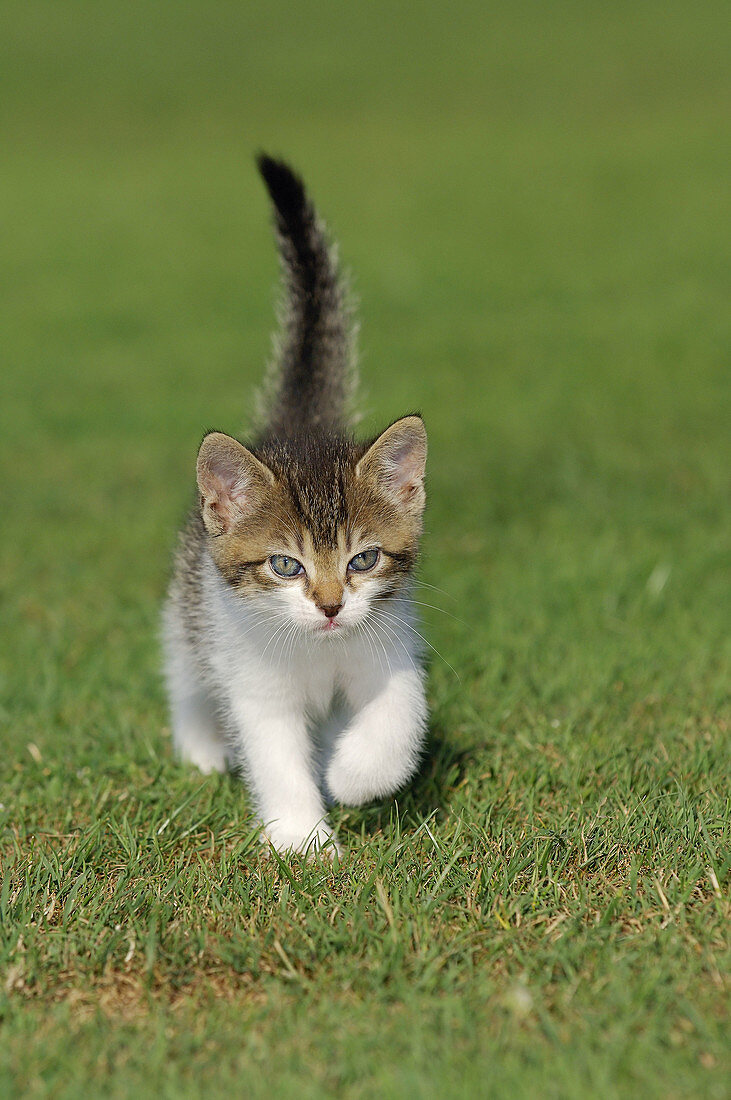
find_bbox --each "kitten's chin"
[305,615,360,639]
[309,619,348,638]
[289,601,372,638]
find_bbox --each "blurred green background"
[1,2,729,1097]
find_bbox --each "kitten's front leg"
[225,689,338,858]
[326,668,427,806]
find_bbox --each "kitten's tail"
[256,154,356,436]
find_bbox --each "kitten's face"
[197,418,426,637]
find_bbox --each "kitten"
[163,156,428,857]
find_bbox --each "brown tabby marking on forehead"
[252,432,364,551]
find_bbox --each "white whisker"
[385,596,464,624]
[411,578,455,601]
[363,614,393,678]
[373,607,461,682]
[368,611,418,674]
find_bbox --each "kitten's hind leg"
[312,694,352,805]
[163,613,231,775]
[170,681,230,775]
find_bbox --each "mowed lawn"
[1,2,729,1096]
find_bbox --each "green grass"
[1,1,729,1096]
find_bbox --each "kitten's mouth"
[318,619,341,633]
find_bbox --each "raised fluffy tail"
[256,154,355,436]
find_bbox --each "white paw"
[260,820,341,861]
[326,735,417,807]
[179,741,230,775]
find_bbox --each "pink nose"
[320,604,342,619]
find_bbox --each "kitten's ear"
[357,415,427,511]
[196,432,274,536]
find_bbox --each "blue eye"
[348,549,379,573]
[269,555,304,578]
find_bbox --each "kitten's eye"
[269,554,304,578]
[348,549,379,573]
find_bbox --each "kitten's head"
[196,416,426,636]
